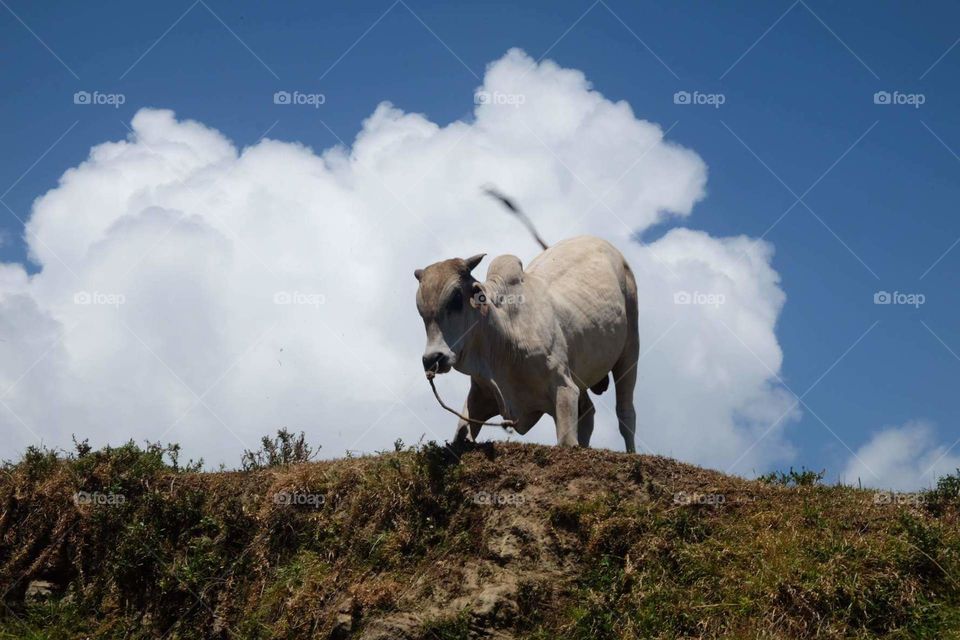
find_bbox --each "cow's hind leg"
[577,392,595,447]
[612,308,640,453]
[613,262,640,454]
[454,378,499,445]
[612,336,639,454]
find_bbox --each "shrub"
[240,428,318,470]
[924,468,960,517]
[758,466,825,487]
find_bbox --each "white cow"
[414,195,639,452]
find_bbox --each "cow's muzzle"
[422,351,452,375]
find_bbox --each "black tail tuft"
[482,186,520,214]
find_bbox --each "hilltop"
[0,439,958,639]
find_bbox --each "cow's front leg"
[553,384,580,447]
[577,392,595,447]
[454,378,499,444]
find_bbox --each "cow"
[413,192,639,452]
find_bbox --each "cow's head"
[414,254,486,375]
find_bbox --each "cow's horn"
[463,254,486,273]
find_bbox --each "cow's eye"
[446,289,463,314]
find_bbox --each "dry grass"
[0,439,957,639]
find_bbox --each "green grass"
[1,440,958,639]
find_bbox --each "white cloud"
[843,421,960,491]
[0,49,797,472]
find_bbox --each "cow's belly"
[529,236,631,387]
[483,355,560,419]
[565,314,628,388]
[552,274,629,388]
[488,318,626,417]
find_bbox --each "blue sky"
[1,0,958,480]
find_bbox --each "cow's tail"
[481,185,549,251]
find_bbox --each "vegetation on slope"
[0,433,958,639]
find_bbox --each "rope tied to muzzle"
[426,368,516,428]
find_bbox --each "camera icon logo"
[873,291,891,304]
[73,291,91,304]
[273,91,291,105]
[873,91,891,105]
[673,290,692,305]
[673,91,691,105]
[73,91,91,105]
[474,91,491,106]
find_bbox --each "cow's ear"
[463,253,486,273]
[470,282,490,317]
[414,268,423,281]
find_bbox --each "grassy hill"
[0,437,958,639]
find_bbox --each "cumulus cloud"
[0,49,797,472]
[844,421,960,491]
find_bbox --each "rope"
[426,371,516,427]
